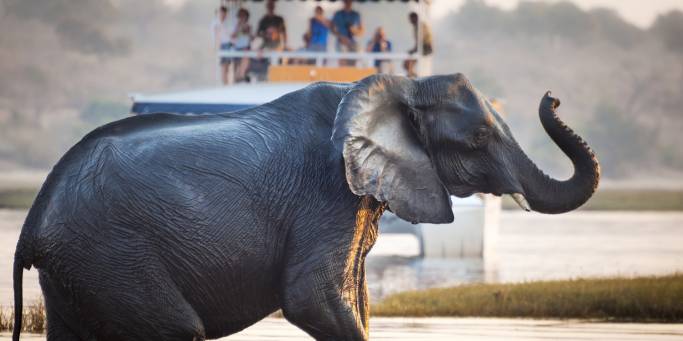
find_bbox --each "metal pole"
[417,0,423,58]
[215,3,221,85]
[417,0,433,76]
[416,0,425,77]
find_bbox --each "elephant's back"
[22,111,285,266]
[22,79,349,256]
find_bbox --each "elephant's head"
[332,74,600,223]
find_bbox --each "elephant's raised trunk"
[516,92,600,214]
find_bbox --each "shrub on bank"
[0,300,45,333]
[373,274,683,322]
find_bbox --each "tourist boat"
[129,0,500,261]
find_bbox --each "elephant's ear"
[332,75,453,224]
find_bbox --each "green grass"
[372,274,683,322]
[502,188,683,211]
[0,188,38,209]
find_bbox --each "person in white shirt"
[213,5,237,85]
[231,8,252,83]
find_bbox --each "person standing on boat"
[308,6,330,53]
[366,27,393,73]
[331,0,363,66]
[231,8,252,83]
[213,5,237,85]
[404,11,433,78]
[250,0,287,81]
[257,0,287,50]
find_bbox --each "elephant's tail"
[13,255,23,341]
[13,207,39,341]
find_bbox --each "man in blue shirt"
[308,6,330,52]
[331,0,363,65]
[366,27,392,72]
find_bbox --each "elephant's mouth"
[449,186,476,198]
[449,181,498,199]
[450,184,531,212]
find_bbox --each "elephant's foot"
[282,298,369,341]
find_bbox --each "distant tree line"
[1,0,682,182]
[449,0,682,53]
[435,0,683,179]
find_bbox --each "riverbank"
[501,188,683,211]
[5,186,683,211]
[373,274,683,322]
[3,209,683,306]
[3,274,682,334]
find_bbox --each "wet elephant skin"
[13,74,599,341]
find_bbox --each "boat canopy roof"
[241,0,420,2]
[130,83,308,115]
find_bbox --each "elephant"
[13,73,599,341]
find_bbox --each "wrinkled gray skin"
[13,74,599,341]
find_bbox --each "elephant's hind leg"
[40,272,92,341]
[44,302,88,341]
[89,270,207,341]
[40,258,206,341]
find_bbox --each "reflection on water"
[2,210,683,305]
[366,211,683,300]
[367,256,486,299]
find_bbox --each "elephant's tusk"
[511,193,531,212]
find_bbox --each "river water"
[1,209,682,306]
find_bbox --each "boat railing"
[217,50,416,68]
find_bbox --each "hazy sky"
[431,0,683,28]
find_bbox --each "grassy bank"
[0,301,45,333]
[503,188,683,211]
[0,188,38,209]
[1,275,680,334]
[373,274,683,322]
[3,187,683,211]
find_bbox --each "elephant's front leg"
[281,197,384,341]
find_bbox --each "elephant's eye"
[473,127,490,146]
